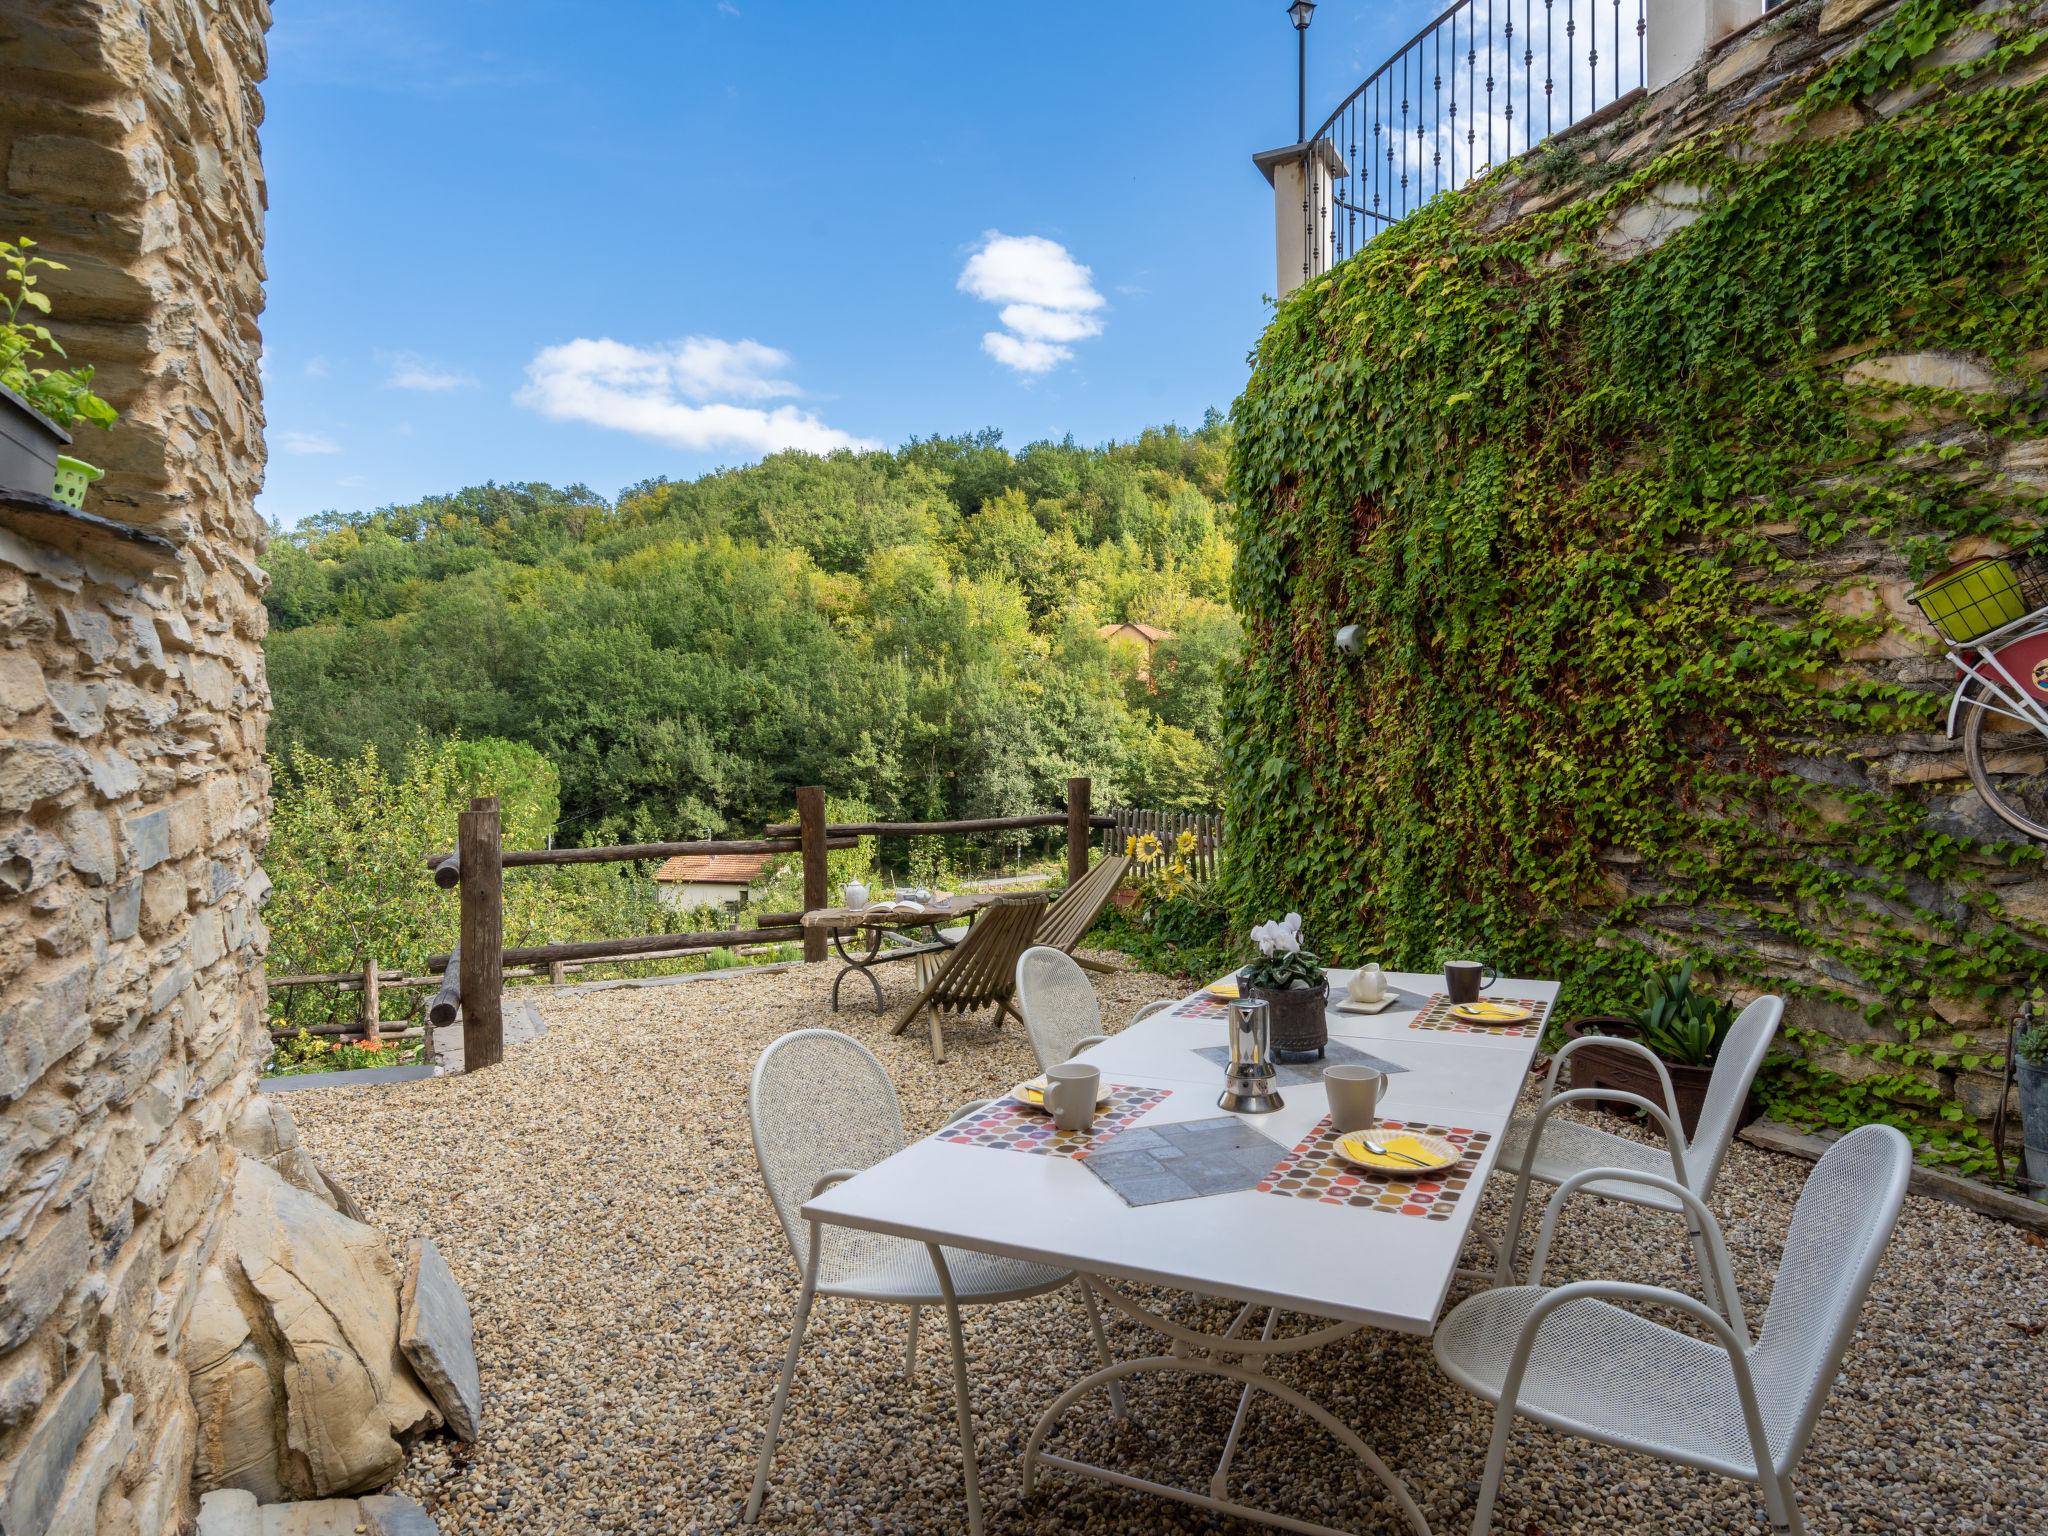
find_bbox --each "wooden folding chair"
[1032,854,1130,974]
[891,894,1048,1061]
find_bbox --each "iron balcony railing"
[1300,0,1650,277]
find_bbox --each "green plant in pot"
[1561,959,1743,1138]
[1241,911,1329,1060]
[1,236,116,507]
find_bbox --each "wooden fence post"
[797,786,828,962]
[362,955,381,1045]
[458,796,504,1071]
[1067,777,1091,886]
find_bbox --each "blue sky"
[257,1,1442,526]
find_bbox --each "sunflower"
[1132,832,1163,862]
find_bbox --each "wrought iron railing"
[1300,0,1650,276]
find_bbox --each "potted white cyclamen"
[1240,912,1329,1060]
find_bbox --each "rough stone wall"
[1459,0,2048,1131]
[0,3,271,1534]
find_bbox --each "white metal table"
[804,968,1558,1535]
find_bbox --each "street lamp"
[1288,1,1316,142]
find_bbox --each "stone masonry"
[1,3,273,1535]
[1457,0,2048,1133]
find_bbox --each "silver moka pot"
[1218,996,1285,1114]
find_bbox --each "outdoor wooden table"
[804,967,1561,1536]
[801,894,999,1013]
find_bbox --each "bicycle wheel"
[1962,697,2048,841]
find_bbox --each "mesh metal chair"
[1435,1122,1911,1536]
[1014,945,1180,1073]
[1492,994,1783,1309]
[744,1029,1121,1536]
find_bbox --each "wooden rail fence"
[411,777,1117,1072]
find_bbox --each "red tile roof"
[651,853,775,885]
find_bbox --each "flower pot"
[1246,976,1329,1059]
[2019,1060,2048,1197]
[51,454,103,510]
[1111,887,1142,914]
[1559,1016,1749,1140]
[0,382,69,498]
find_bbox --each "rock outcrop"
[187,1160,441,1501]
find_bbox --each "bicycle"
[1909,553,2048,841]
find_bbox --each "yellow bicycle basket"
[1908,556,2035,645]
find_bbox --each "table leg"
[1020,1280,1433,1536]
[827,927,888,1013]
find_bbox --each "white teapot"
[842,879,869,911]
[1347,963,1387,1003]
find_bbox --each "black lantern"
[1288,2,1316,140]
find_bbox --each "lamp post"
[1289,0,1315,143]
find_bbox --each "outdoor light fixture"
[1335,623,1362,656]
[1288,2,1316,141]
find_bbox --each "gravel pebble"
[286,956,2048,1535]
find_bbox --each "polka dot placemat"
[941,1084,1173,1160]
[1168,994,1230,1021]
[1257,1117,1493,1221]
[1408,993,1549,1039]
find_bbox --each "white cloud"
[516,336,876,456]
[304,355,331,378]
[958,232,1104,376]
[383,352,474,391]
[281,430,341,455]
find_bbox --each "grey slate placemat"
[1082,1116,1288,1207]
[1192,1038,1408,1088]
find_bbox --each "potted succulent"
[2017,1013,2048,1198]
[1,236,116,505]
[1561,959,1744,1138]
[1241,911,1329,1060]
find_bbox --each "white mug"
[1046,1062,1101,1134]
[1323,1064,1387,1133]
[1347,964,1387,1003]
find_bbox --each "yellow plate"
[1013,1078,1112,1111]
[1334,1130,1461,1177]
[1447,1001,1533,1026]
[1205,981,1241,1000]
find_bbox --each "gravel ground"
[285,956,2048,1536]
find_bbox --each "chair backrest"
[1035,854,1130,954]
[925,894,1048,1014]
[1015,945,1103,1072]
[1751,1123,1911,1468]
[1688,995,1784,1191]
[748,1029,905,1271]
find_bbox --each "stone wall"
[0,3,272,1534]
[1481,0,2048,1134]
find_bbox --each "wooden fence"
[419,777,1115,1072]
[1109,806,1225,882]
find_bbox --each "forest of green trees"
[264,420,1241,850]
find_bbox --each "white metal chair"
[1435,1122,1911,1536]
[1491,994,1783,1308]
[743,1028,1121,1535]
[1014,944,1179,1072]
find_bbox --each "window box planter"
[1559,1015,1757,1140]
[0,381,69,497]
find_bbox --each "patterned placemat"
[1407,993,1550,1039]
[1257,1117,1493,1221]
[941,1084,1172,1159]
[1168,993,1231,1021]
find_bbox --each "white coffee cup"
[1347,964,1387,1003]
[1046,1062,1101,1133]
[1323,1064,1387,1133]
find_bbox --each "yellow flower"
[1124,834,1137,856]
[1176,829,1198,855]
[1133,832,1163,862]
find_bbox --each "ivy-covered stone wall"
[1227,0,2048,1172]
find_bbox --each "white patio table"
[803,968,1560,1536]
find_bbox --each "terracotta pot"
[1247,977,1329,1059]
[1110,887,1142,913]
[1558,1016,1754,1140]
